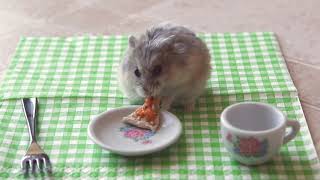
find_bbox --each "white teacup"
[220,102,300,165]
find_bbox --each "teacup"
[220,102,300,165]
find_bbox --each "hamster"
[118,23,211,111]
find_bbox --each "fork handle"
[22,98,38,143]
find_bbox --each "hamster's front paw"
[160,96,174,110]
[184,101,195,112]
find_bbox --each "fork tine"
[36,158,41,169]
[21,159,28,172]
[21,160,29,178]
[42,156,52,172]
[27,159,32,168]
[30,159,36,173]
[24,159,32,173]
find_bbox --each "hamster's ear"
[173,42,187,54]
[129,35,137,48]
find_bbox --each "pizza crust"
[122,113,160,132]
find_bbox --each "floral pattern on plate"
[120,124,155,144]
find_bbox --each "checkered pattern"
[0,95,319,179]
[0,35,127,100]
[0,32,295,99]
[0,32,319,179]
[199,32,296,95]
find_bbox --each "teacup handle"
[283,120,300,144]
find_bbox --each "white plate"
[88,106,182,156]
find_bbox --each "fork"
[21,98,52,174]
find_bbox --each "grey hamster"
[118,23,211,111]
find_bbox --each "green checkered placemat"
[0,94,319,179]
[0,32,319,179]
[0,32,295,100]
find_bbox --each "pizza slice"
[122,97,161,131]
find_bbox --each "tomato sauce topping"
[135,97,159,122]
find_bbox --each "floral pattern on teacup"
[120,124,155,144]
[227,133,268,157]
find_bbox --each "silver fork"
[21,98,52,174]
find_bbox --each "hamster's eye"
[152,65,162,76]
[134,68,141,78]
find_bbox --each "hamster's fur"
[118,23,211,111]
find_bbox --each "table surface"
[0,0,319,158]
